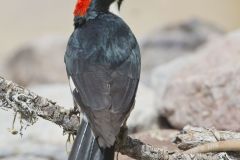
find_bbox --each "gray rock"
[152,31,240,131]
[141,19,224,84]
[2,35,68,86]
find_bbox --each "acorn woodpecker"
[64,0,141,159]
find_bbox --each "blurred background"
[0,0,240,159]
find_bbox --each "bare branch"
[0,76,80,134]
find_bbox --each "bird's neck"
[88,0,111,13]
[74,0,111,17]
[74,0,113,28]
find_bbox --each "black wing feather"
[64,13,140,147]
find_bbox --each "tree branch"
[1,76,240,160]
[0,76,80,134]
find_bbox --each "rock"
[3,35,68,86]
[141,19,224,84]
[153,31,240,131]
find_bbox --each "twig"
[184,140,240,154]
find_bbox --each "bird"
[64,0,141,159]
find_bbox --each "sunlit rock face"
[152,31,240,131]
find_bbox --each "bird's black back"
[65,12,141,147]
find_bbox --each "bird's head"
[74,0,124,17]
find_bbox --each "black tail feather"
[68,119,115,160]
[101,145,115,160]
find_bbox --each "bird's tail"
[68,118,115,160]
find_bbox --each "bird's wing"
[65,36,140,113]
[64,16,140,147]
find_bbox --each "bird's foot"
[116,124,128,149]
[116,125,128,160]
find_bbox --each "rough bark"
[0,76,239,160]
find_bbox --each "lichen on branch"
[0,76,80,134]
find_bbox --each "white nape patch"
[69,76,76,92]
[109,2,120,16]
